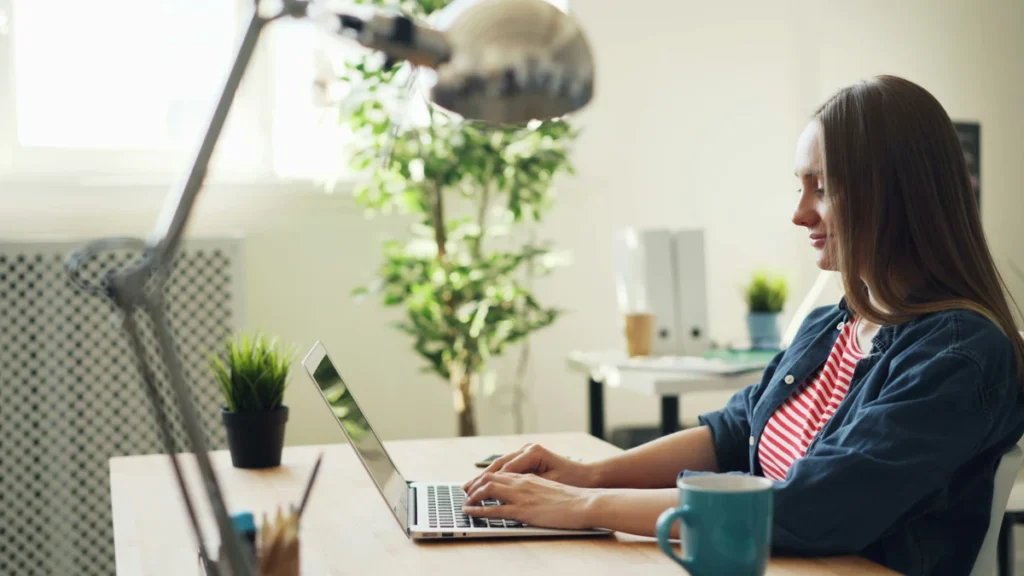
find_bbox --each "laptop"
[302,341,611,540]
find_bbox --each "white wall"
[4,0,1023,447]
[529,0,1024,437]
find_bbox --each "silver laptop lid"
[303,341,410,532]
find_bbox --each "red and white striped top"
[758,317,864,481]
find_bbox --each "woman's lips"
[810,234,827,249]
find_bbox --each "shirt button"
[749,436,755,446]
[836,322,845,330]
[784,374,795,384]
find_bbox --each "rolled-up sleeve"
[770,350,992,554]
[698,350,785,473]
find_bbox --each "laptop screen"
[303,342,410,532]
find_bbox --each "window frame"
[0,0,279,184]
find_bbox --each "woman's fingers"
[464,472,516,500]
[464,475,518,506]
[498,448,546,476]
[462,444,532,491]
[485,446,528,475]
[461,473,595,531]
[462,501,518,519]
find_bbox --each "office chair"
[972,444,1023,576]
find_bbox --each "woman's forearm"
[591,426,720,489]
[584,488,680,537]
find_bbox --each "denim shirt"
[695,301,1024,576]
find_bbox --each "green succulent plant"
[208,334,294,413]
[745,272,789,314]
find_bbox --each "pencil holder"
[198,508,301,576]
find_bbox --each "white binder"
[615,228,709,356]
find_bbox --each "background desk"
[568,351,769,439]
[110,432,893,575]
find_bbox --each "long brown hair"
[816,75,1024,381]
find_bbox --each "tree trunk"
[451,367,478,437]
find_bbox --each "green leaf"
[331,28,579,383]
[207,333,295,412]
[468,301,491,338]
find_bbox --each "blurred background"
[1,0,1023,574]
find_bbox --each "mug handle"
[656,506,697,574]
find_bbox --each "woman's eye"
[816,188,825,195]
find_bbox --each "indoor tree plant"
[330,0,579,437]
[209,333,294,468]
[745,271,788,350]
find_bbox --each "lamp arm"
[68,3,298,574]
[66,2,412,573]
[149,4,283,269]
[65,1,589,574]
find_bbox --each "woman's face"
[793,120,836,271]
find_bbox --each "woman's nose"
[792,194,819,228]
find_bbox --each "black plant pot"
[222,406,289,469]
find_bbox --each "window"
[0,0,572,184]
[268,14,362,183]
[2,0,330,181]
[13,0,237,151]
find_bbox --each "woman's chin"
[815,252,837,271]
[816,262,838,272]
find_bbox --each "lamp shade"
[428,0,594,124]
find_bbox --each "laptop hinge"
[408,485,417,531]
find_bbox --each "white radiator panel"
[0,238,245,576]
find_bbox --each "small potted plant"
[209,333,294,469]
[745,271,788,350]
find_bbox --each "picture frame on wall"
[954,121,981,207]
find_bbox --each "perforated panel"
[0,239,244,576]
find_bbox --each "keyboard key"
[505,520,523,527]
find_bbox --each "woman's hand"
[462,472,601,530]
[462,443,600,495]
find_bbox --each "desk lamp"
[63,0,593,574]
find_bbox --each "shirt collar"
[837,296,899,354]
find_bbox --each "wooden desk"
[110,432,893,575]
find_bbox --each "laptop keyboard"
[426,485,526,529]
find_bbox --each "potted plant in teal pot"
[209,334,294,469]
[745,272,788,350]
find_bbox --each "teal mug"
[656,474,774,576]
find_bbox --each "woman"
[461,75,1024,576]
